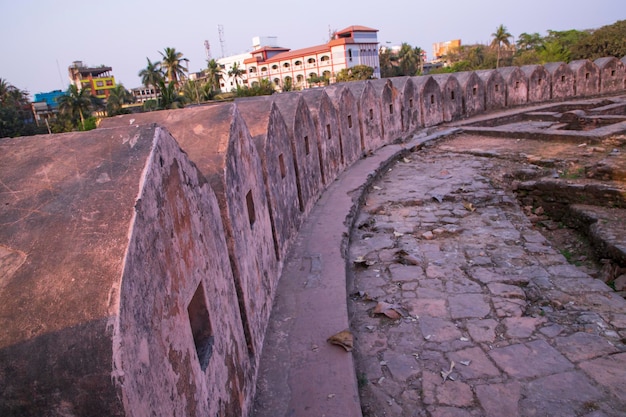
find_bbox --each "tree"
[106,84,135,116]
[205,59,223,93]
[159,47,188,85]
[58,84,93,130]
[516,32,543,51]
[228,62,245,88]
[138,57,163,101]
[571,20,626,60]
[0,78,42,138]
[157,80,186,109]
[336,65,374,82]
[398,43,420,76]
[491,24,513,68]
[379,46,395,78]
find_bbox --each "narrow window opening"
[369,108,374,120]
[409,98,414,108]
[495,84,499,92]
[430,94,434,104]
[246,190,256,227]
[326,124,331,140]
[389,104,393,114]
[538,78,542,85]
[450,91,455,100]
[304,135,310,155]
[472,87,477,95]
[515,81,519,89]
[585,72,590,80]
[348,115,352,128]
[611,70,616,76]
[188,282,214,371]
[278,154,286,179]
[561,75,566,82]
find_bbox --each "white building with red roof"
[218,25,380,92]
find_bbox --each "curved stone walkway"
[349,145,626,416]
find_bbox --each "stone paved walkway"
[349,146,626,417]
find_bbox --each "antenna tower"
[204,40,212,61]
[218,24,227,58]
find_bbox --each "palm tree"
[157,80,186,109]
[414,46,424,75]
[106,84,135,116]
[398,43,419,76]
[58,84,92,130]
[138,58,163,100]
[228,62,245,89]
[159,47,188,85]
[491,24,513,68]
[205,59,222,93]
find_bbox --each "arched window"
[309,72,317,79]
[283,62,290,68]
[307,58,316,64]
[273,78,280,85]
[271,64,278,70]
[249,66,257,73]
[322,70,331,78]
[296,74,304,83]
[261,66,268,72]
[320,55,330,62]
[295,60,302,66]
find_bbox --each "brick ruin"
[1,56,625,416]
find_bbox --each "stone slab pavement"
[349,139,626,416]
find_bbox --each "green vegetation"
[336,65,374,82]
[379,43,424,77]
[0,78,46,137]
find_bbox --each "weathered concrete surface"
[115,126,251,417]
[412,75,444,127]
[274,93,324,216]
[571,59,601,97]
[545,61,576,100]
[433,74,463,122]
[0,126,155,415]
[236,97,302,260]
[347,80,386,153]
[595,57,626,94]
[499,66,528,106]
[371,78,405,144]
[456,71,486,117]
[394,76,423,133]
[477,69,506,111]
[324,83,363,166]
[302,88,345,185]
[522,64,551,103]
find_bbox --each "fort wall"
[1,56,625,416]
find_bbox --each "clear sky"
[1,0,623,98]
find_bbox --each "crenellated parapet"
[1,56,625,416]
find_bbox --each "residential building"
[217,25,380,92]
[68,61,116,100]
[432,39,462,62]
[31,90,65,125]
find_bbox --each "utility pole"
[204,40,212,61]
[218,24,227,58]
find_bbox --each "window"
[320,55,330,62]
[261,66,268,72]
[585,72,590,80]
[307,58,316,64]
[611,70,616,76]
[561,75,566,82]
[451,91,455,100]
[296,74,304,83]
[348,50,352,61]
[389,104,393,114]
[495,84,499,92]
[246,191,256,227]
[430,95,434,104]
[283,62,290,68]
[271,64,278,70]
[515,81,519,89]
[369,108,374,119]
[348,115,352,128]
[538,78,542,85]
[187,282,214,371]
[96,81,104,87]
[106,80,113,86]
[249,66,257,73]
[295,60,302,66]
[472,87,477,95]
[304,136,310,155]
[278,154,286,178]
[326,124,331,140]
[409,98,414,108]
[273,78,280,85]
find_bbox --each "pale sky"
[1,0,623,98]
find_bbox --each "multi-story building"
[218,25,380,92]
[432,39,462,63]
[68,61,116,100]
[31,90,65,125]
